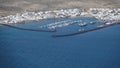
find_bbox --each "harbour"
[0,0,120,68]
[0,17,120,68]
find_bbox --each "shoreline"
[0,8,84,24]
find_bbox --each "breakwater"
[52,22,119,37]
[0,24,56,32]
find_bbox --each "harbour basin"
[0,17,120,68]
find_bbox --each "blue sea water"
[0,17,120,68]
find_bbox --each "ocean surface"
[0,17,120,68]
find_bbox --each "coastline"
[0,8,120,25]
[0,10,119,37]
[0,8,88,24]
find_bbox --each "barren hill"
[0,0,120,16]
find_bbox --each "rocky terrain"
[0,0,120,16]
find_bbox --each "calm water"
[0,17,120,68]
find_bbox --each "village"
[0,8,120,25]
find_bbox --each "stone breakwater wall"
[0,8,120,24]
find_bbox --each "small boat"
[78,22,87,27]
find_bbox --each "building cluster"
[89,8,120,23]
[0,8,120,24]
[0,8,81,24]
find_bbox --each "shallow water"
[0,17,120,68]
